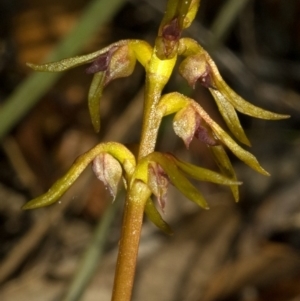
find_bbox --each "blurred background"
[0,0,300,300]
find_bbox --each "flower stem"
[138,53,177,159]
[138,79,163,159]
[111,181,151,301]
[111,51,175,301]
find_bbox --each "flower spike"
[23,1,291,300]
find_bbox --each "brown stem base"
[111,181,151,301]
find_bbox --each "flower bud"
[155,17,181,59]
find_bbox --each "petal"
[210,89,251,146]
[209,145,240,202]
[88,72,106,133]
[205,53,290,120]
[191,102,269,175]
[144,198,173,235]
[194,119,219,146]
[86,48,116,74]
[165,153,242,186]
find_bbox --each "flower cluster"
[23,0,289,233]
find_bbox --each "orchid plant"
[22,0,289,300]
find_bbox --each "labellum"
[194,118,219,146]
[148,162,169,211]
[92,153,123,200]
[86,47,117,74]
[179,53,216,89]
[173,105,198,148]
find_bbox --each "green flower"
[27,40,152,133]
[22,142,136,210]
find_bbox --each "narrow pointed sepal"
[204,52,290,120]
[26,40,131,72]
[144,198,173,235]
[216,78,290,120]
[190,102,270,176]
[209,145,240,202]
[209,121,270,176]
[166,153,242,187]
[88,72,105,133]
[210,89,251,146]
